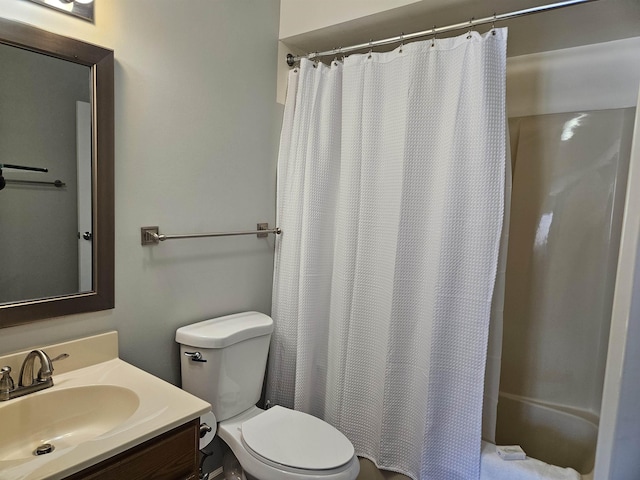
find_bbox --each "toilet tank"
[176,311,273,422]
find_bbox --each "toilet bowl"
[176,312,360,480]
[218,406,359,480]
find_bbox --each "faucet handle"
[51,353,69,363]
[0,366,15,393]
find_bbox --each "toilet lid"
[241,406,354,471]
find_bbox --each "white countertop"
[0,332,211,480]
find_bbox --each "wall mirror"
[0,17,114,328]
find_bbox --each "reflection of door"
[77,101,92,292]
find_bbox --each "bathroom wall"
[279,0,420,39]
[0,0,281,385]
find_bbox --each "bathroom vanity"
[0,332,210,480]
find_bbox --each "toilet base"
[223,448,247,480]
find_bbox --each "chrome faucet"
[0,350,68,401]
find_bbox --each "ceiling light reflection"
[561,113,588,142]
[535,212,553,250]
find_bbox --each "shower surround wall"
[497,37,640,478]
[496,108,635,474]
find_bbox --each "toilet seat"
[218,406,360,480]
[241,406,354,471]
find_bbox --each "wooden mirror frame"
[0,18,114,328]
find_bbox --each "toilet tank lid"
[176,311,273,349]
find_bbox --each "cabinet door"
[66,419,199,480]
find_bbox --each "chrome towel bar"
[140,223,281,245]
[5,179,65,188]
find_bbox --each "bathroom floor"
[210,457,410,480]
[357,458,410,480]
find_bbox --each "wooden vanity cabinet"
[65,419,200,480]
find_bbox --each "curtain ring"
[492,13,497,35]
[431,26,436,47]
[368,39,373,59]
[333,50,341,66]
[399,32,404,53]
[467,17,474,39]
[335,47,344,66]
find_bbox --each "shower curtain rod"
[285,0,598,66]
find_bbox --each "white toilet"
[176,311,360,480]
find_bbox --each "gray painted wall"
[0,44,90,303]
[0,0,281,386]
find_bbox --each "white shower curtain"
[267,29,507,480]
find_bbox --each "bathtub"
[495,392,598,478]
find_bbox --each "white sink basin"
[0,333,210,480]
[0,385,139,461]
